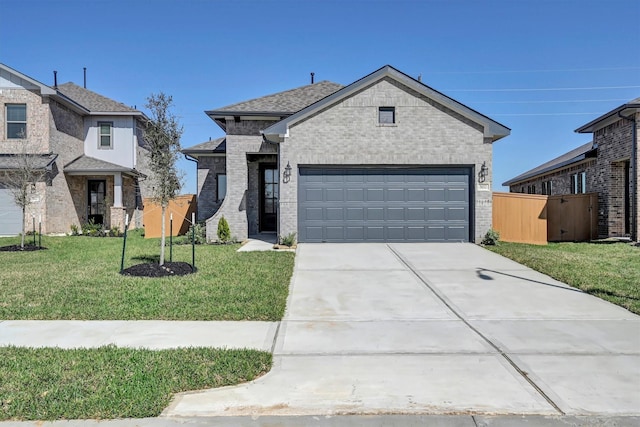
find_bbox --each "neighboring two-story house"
[503,97,639,241]
[183,65,510,243]
[0,63,150,236]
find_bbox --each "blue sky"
[1,0,639,194]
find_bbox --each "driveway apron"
[165,243,640,417]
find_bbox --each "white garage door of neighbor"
[0,184,22,236]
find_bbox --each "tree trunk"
[20,206,26,249]
[159,203,166,265]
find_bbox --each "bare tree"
[1,135,47,249]
[144,92,183,265]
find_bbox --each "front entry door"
[260,164,278,232]
[88,180,106,225]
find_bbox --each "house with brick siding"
[183,65,510,243]
[503,97,639,241]
[0,63,151,236]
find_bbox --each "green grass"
[487,241,640,314]
[0,233,294,320]
[0,346,271,420]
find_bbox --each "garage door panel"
[447,188,468,202]
[0,185,22,236]
[366,208,384,220]
[298,167,470,242]
[346,188,364,201]
[326,188,344,202]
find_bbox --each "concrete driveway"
[165,243,640,417]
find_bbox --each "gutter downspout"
[184,154,199,222]
[619,111,637,241]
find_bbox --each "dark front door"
[88,180,106,225]
[260,164,278,232]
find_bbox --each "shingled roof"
[182,137,226,156]
[64,155,146,177]
[57,83,141,114]
[206,81,344,116]
[0,153,58,170]
[502,141,596,186]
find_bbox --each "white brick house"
[183,65,510,243]
[0,63,151,236]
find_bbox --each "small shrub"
[482,229,500,246]
[173,222,207,245]
[70,224,80,236]
[82,220,103,237]
[108,226,122,237]
[217,216,231,243]
[279,232,297,247]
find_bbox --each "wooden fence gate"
[492,192,598,244]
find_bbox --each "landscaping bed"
[487,241,640,314]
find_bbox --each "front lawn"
[0,346,270,420]
[0,233,294,320]
[487,241,640,314]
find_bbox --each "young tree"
[144,93,183,265]
[1,135,47,249]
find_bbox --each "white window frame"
[98,122,113,149]
[571,172,587,194]
[6,104,27,139]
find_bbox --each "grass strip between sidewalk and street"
[0,233,294,320]
[0,346,271,421]
[487,241,640,314]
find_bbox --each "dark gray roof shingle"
[502,141,596,186]
[182,137,226,155]
[57,83,140,113]
[207,81,344,115]
[0,153,58,170]
[64,155,145,177]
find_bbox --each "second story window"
[6,104,27,139]
[379,107,395,124]
[98,122,113,149]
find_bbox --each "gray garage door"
[298,167,471,242]
[0,183,22,236]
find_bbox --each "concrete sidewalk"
[166,243,640,417]
[2,415,640,426]
[0,320,278,351]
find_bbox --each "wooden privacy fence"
[143,194,196,238]
[493,192,598,245]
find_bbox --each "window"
[6,104,27,138]
[98,122,113,149]
[542,180,553,195]
[527,184,536,194]
[571,172,586,194]
[217,174,226,201]
[378,107,395,124]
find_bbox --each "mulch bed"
[0,244,47,252]
[120,262,195,277]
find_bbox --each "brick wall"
[280,77,491,243]
[593,116,635,238]
[204,120,278,242]
[195,156,226,221]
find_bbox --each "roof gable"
[262,65,510,143]
[0,63,56,95]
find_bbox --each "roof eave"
[576,103,640,133]
[502,154,594,186]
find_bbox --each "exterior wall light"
[478,161,489,183]
[283,161,292,183]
